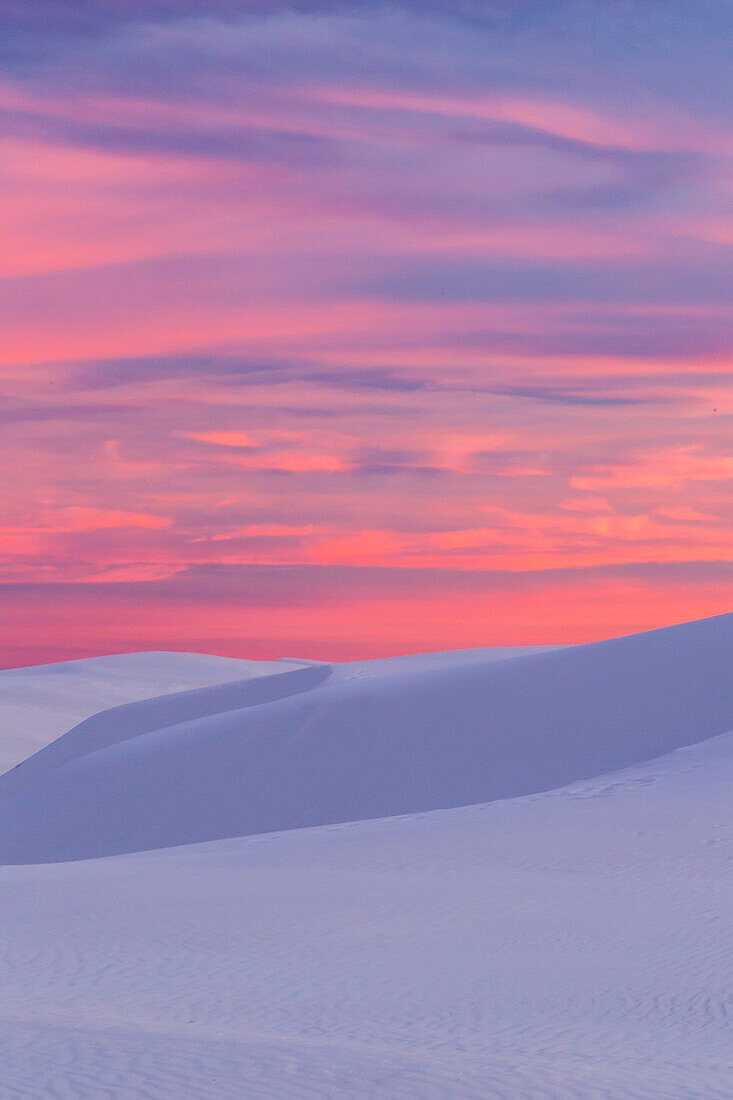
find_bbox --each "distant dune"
[0,614,730,863]
[0,650,275,774]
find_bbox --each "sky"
[0,0,731,665]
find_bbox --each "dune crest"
[0,613,730,864]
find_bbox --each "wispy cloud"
[0,0,730,660]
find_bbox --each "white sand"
[0,650,292,774]
[0,614,731,1096]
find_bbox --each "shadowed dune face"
[0,650,281,774]
[0,612,730,863]
[0,662,331,800]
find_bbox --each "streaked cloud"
[0,0,730,660]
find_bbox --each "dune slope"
[0,650,291,774]
[1,727,733,1097]
[0,662,331,800]
[0,613,730,863]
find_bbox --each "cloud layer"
[0,1,730,661]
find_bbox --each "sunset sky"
[1,0,731,666]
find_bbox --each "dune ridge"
[0,612,730,864]
[0,650,285,775]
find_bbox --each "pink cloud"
[311,86,731,155]
[0,10,729,663]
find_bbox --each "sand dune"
[0,650,283,775]
[0,614,730,863]
[0,614,732,1096]
[0,661,331,801]
[1,726,733,1096]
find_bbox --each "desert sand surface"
[0,614,732,1097]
